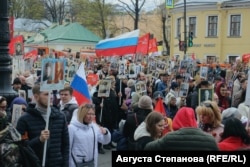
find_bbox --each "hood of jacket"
[215,81,225,98]
[172,107,197,131]
[60,97,78,107]
[134,122,150,141]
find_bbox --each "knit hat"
[10,97,28,109]
[138,95,153,110]
[165,93,176,104]
[153,91,163,100]
[221,107,241,125]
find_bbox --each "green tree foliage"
[8,0,45,19]
[70,0,117,39]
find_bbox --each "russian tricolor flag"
[95,29,140,56]
[70,63,91,105]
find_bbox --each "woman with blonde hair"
[196,100,224,142]
[68,104,111,167]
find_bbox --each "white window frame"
[228,14,242,37]
[206,15,218,37]
[227,55,240,64]
[205,55,217,64]
[176,17,181,38]
[188,16,197,37]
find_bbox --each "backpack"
[0,124,41,167]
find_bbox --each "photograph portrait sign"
[129,63,136,78]
[66,61,78,82]
[135,82,147,95]
[98,79,112,97]
[40,58,66,91]
[18,90,26,100]
[199,88,214,105]
[179,83,189,97]
[200,66,208,79]
[12,104,23,127]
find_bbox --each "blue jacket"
[16,103,69,167]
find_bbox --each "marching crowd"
[1,56,250,167]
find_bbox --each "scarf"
[36,104,50,122]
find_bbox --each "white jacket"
[68,119,111,167]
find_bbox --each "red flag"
[23,49,38,60]
[154,98,166,116]
[154,99,173,136]
[8,35,24,56]
[86,73,99,86]
[136,33,150,55]
[148,38,158,53]
[9,16,14,40]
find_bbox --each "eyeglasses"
[202,102,214,110]
[87,112,96,116]
[85,104,95,109]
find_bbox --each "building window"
[177,18,181,38]
[228,56,238,65]
[208,16,217,37]
[189,17,196,36]
[206,56,216,64]
[230,15,241,36]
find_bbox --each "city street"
[98,148,114,167]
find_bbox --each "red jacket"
[218,136,248,151]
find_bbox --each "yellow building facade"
[170,0,250,63]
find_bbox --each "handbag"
[71,127,95,167]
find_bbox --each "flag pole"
[100,98,104,123]
[119,79,122,105]
[42,92,51,167]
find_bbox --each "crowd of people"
[1,55,250,166]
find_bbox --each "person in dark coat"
[123,95,153,150]
[93,76,119,151]
[16,84,69,167]
[134,112,165,150]
[58,87,78,124]
[144,107,218,151]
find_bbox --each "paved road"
[98,148,114,167]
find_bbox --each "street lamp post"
[184,0,187,56]
[0,0,18,104]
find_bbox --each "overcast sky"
[106,0,163,11]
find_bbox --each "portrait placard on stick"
[135,82,147,95]
[199,88,214,105]
[41,58,66,91]
[200,66,208,79]
[129,63,136,78]
[98,79,112,97]
[66,61,78,83]
[12,104,23,127]
[18,89,26,100]
[179,83,189,97]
